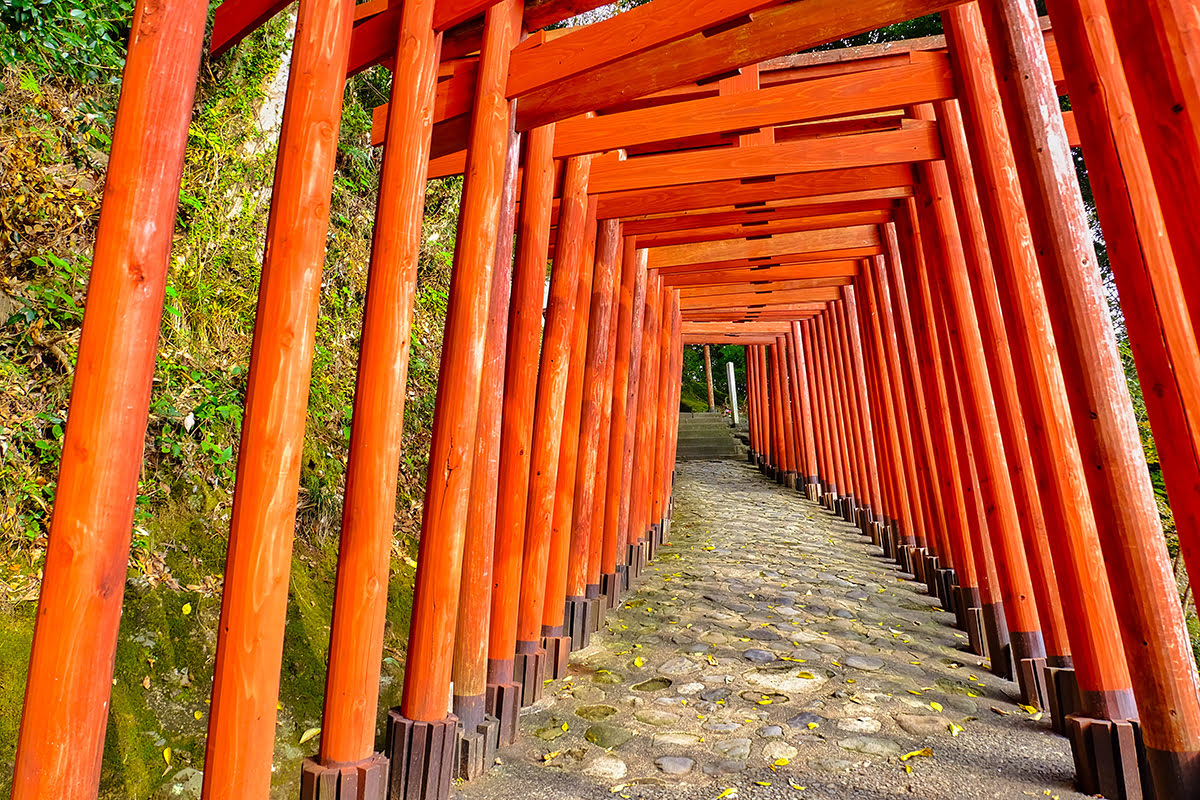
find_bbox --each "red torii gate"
[10,1,1200,800]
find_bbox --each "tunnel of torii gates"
[10,0,1200,798]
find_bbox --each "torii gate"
[10,0,1200,800]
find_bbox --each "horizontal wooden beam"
[656,246,882,275]
[507,0,782,98]
[634,209,892,248]
[623,199,897,235]
[662,260,859,287]
[589,120,940,194]
[648,225,880,269]
[679,276,852,299]
[683,321,795,334]
[680,286,844,310]
[595,165,914,219]
[513,0,964,130]
[552,52,953,158]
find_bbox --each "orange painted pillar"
[801,323,833,496]
[865,257,925,554]
[773,337,798,483]
[855,291,898,539]
[944,1,1136,743]
[912,145,1047,689]
[745,345,759,459]
[789,324,820,487]
[662,294,684,532]
[938,293,1004,657]
[880,228,948,568]
[1078,0,1200,630]
[630,275,663,555]
[565,217,620,649]
[899,215,979,605]
[313,0,441,787]
[830,302,874,520]
[978,0,1200,787]
[767,343,787,477]
[613,250,649,585]
[202,0,354,795]
[859,259,915,558]
[390,2,522,795]
[543,199,598,665]
[751,344,765,465]
[513,152,592,704]
[650,290,673,532]
[450,91,521,770]
[812,317,848,500]
[824,309,863,515]
[594,234,630,605]
[704,345,716,411]
[928,103,1074,680]
[10,3,205,797]
[839,291,884,525]
[804,321,837,497]
[487,124,556,743]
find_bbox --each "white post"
[727,360,739,426]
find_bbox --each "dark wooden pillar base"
[384,712,456,800]
[910,547,928,584]
[1067,715,1150,800]
[586,583,605,632]
[935,568,958,613]
[614,563,629,595]
[1016,655,1051,711]
[886,520,902,561]
[869,520,884,548]
[543,632,572,678]
[748,449,757,464]
[646,526,659,560]
[484,681,521,748]
[981,602,1015,681]
[952,585,985,656]
[301,754,387,800]
[513,643,545,707]
[921,552,939,596]
[896,544,915,576]
[1042,663,1082,735]
[600,571,620,609]
[1145,746,1200,800]
[625,543,643,582]
[455,715,499,781]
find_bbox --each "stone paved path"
[456,460,1088,800]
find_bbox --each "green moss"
[0,605,35,791]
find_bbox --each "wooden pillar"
[944,1,1137,745]
[651,286,677,532]
[614,252,649,578]
[789,323,820,486]
[704,344,716,411]
[663,293,685,527]
[313,0,441,788]
[10,2,206,796]
[840,290,883,522]
[487,123,556,743]
[450,88,521,774]
[783,329,810,486]
[980,0,1200,786]
[881,226,949,566]
[514,153,591,703]
[812,317,847,498]
[928,102,1074,677]
[900,204,979,601]
[865,256,925,552]
[912,141,1047,687]
[544,200,598,662]
[834,299,877,518]
[628,276,662,564]
[596,234,631,605]
[396,0,521,746]
[565,216,620,649]
[745,345,759,458]
[1053,0,1200,628]
[767,343,787,477]
[774,337,798,482]
[826,307,865,513]
[203,0,354,795]
[803,323,834,495]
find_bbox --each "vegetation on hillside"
[1,6,461,797]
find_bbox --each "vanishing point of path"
[456,461,1088,800]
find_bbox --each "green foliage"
[678,344,747,418]
[0,0,135,83]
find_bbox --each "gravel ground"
[454,460,1088,800]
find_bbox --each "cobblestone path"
[457,460,1088,800]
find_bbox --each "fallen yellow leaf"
[899,747,933,762]
[299,727,322,745]
[163,747,172,766]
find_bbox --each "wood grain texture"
[588,123,940,194]
[648,225,880,269]
[552,55,953,158]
